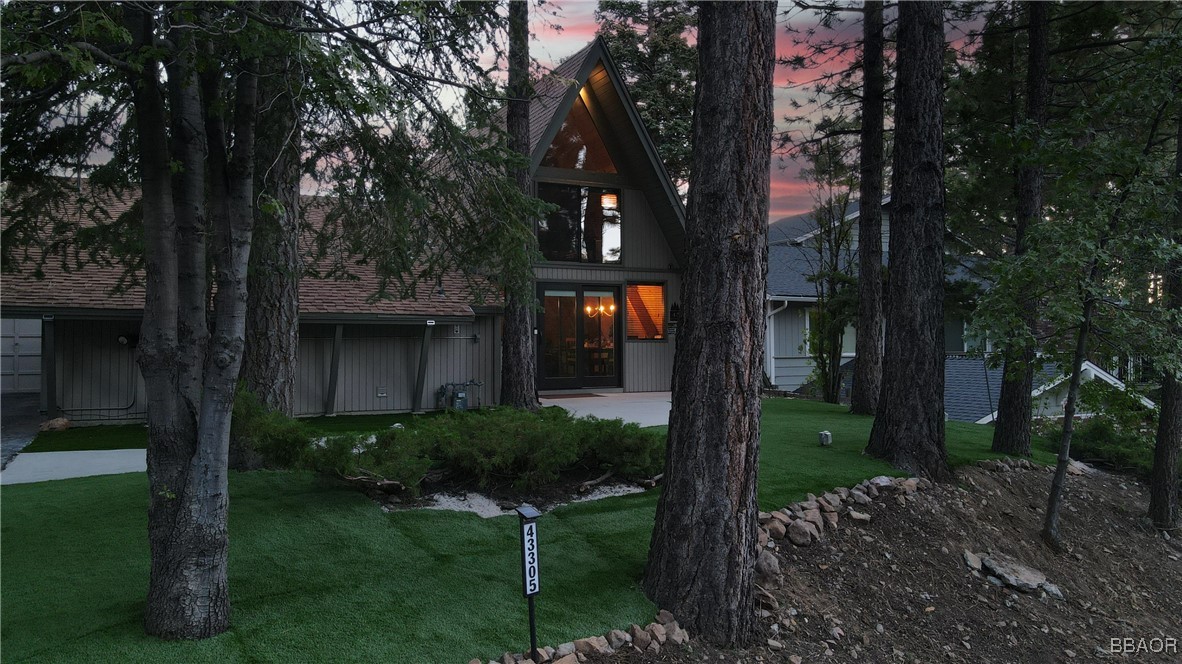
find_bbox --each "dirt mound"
[605,463,1181,663]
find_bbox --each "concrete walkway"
[541,391,672,428]
[1,449,146,485]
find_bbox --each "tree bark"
[240,1,302,424]
[500,0,540,410]
[1148,114,1182,530]
[864,1,951,481]
[643,1,774,647]
[992,1,1049,457]
[850,0,884,416]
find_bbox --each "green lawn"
[1,398,1045,663]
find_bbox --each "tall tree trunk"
[865,1,951,481]
[240,1,302,424]
[850,0,884,416]
[992,1,1049,456]
[133,8,231,638]
[500,0,539,410]
[643,1,774,647]
[1148,113,1182,530]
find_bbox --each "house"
[0,38,685,423]
[946,356,1155,424]
[764,200,1154,421]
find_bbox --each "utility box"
[452,389,468,411]
[818,431,832,447]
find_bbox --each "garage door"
[1,318,42,394]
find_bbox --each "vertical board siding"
[55,319,147,423]
[621,189,676,269]
[772,305,808,357]
[294,319,500,416]
[771,305,813,390]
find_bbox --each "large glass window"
[626,284,665,340]
[537,183,622,264]
[540,96,617,172]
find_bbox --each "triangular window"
[541,95,617,173]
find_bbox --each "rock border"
[472,610,690,664]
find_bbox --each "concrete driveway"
[541,391,671,428]
[2,393,42,469]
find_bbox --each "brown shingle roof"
[2,189,489,320]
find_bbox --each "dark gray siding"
[294,318,499,416]
[533,187,680,393]
[54,319,147,422]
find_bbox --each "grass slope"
[2,398,1045,662]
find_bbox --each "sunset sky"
[527,0,847,222]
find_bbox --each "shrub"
[423,407,582,490]
[574,416,665,479]
[231,388,314,469]
[304,430,435,494]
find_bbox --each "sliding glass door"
[537,284,621,390]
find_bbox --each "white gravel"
[390,483,648,518]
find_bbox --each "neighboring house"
[945,356,1154,424]
[764,202,1154,423]
[0,38,685,423]
[764,197,975,391]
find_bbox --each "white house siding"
[294,318,499,417]
[53,319,147,422]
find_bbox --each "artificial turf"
[1,398,1046,662]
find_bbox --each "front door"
[537,284,621,390]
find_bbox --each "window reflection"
[537,184,622,264]
[540,95,617,173]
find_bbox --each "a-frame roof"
[528,38,687,261]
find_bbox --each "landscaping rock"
[606,629,631,649]
[771,509,793,524]
[869,475,894,488]
[817,495,838,513]
[981,554,1046,593]
[848,510,871,523]
[787,519,813,546]
[554,643,575,658]
[851,490,873,505]
[964,550,983,572]
[552,655,578,664]
[758,511,772,524]
[656,609,675,625]
[39,417,70,432]
[629,624,652,650]
[756,548,782,581]
[822,510,839,529]
[758,526,770,547]
[767,638,784,651]
[767,519,786,540]
[666,621,689,645]
[647,622,667,644]
[803,508,825,532]
[573,636,612,655]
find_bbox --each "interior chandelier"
[585,302,616,317]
